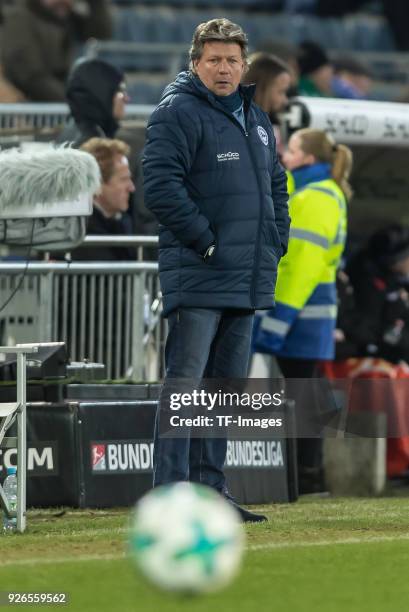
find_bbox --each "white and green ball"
[129,482,245,593]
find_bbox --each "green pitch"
[1,497,409,612]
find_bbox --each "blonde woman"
[253,128,352,491]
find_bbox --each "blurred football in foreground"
[129,482,245,593]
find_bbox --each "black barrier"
[0,386,298,507]
[79,400,157,508]
[2,403,81,507]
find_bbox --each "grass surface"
[1,497,409,611]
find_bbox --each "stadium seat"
[347,15,395,52]
[127,77,169,105]
[112,7,396,53]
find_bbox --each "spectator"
[56,58,157,238]
[1,0,112,101]
[71,138,135,261]
[242,52,291,153]
[253,129,352,491]
[332,56,373,100]
[57,58,128,148]
[243,52,292,117]
[0,63,26,103]
[346,224,409,364]
[334,269,377,360]
[258,40,299,95]
[0,0,25,101]
[297,40,334,97]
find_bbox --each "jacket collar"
[292,163,332,190]
[162,71,256,111]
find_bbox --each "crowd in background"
[0,0,406,104]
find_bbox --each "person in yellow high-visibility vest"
[253,128,353,491]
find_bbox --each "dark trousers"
[276,356,323,471]
[153,307,254,490]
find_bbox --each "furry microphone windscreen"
[0,146,101,212]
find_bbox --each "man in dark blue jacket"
[143,18,290,521]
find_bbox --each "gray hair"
[189,19,248,72]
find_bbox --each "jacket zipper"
[211,102,263,309]
[246,139,264,309]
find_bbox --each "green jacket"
[298,76,328,98]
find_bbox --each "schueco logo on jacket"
[217,152,240,162]
[257,126,269,146]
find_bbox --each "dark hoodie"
[57,59,124,147]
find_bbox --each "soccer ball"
[128,482,245,593]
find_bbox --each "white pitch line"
[1,533,409,568]
[0,553,126,568]
[40,527,128,539]
[248,532,409,551]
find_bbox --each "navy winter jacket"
[143,71,290,316]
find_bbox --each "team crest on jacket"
[257,126,269,146]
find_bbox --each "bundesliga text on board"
[225,440,284,469]
[91,441,154,474]
[91,439,285,473]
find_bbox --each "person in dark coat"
[345,224,409,363]
[297,41,334,97]
[57,58,128,149]
[71,137,135,261]
[1,0,112,101]
[143,19,290,521]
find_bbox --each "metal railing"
[0,260,165,381]
[0,103,154,138]
[80,235,158,261]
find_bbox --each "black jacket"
[71,207,135,261]
[343,253,409,362]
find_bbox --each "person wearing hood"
[346,224,409,364]
[1,0,112,102]
[57,58,128,148]
[143,19,290,521]
[297,40,334,97]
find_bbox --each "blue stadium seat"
[113,7,396,53]
[297,16,348,48]
[346,15,395,52]
[114,7,154,43]
[127,78,168,105]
